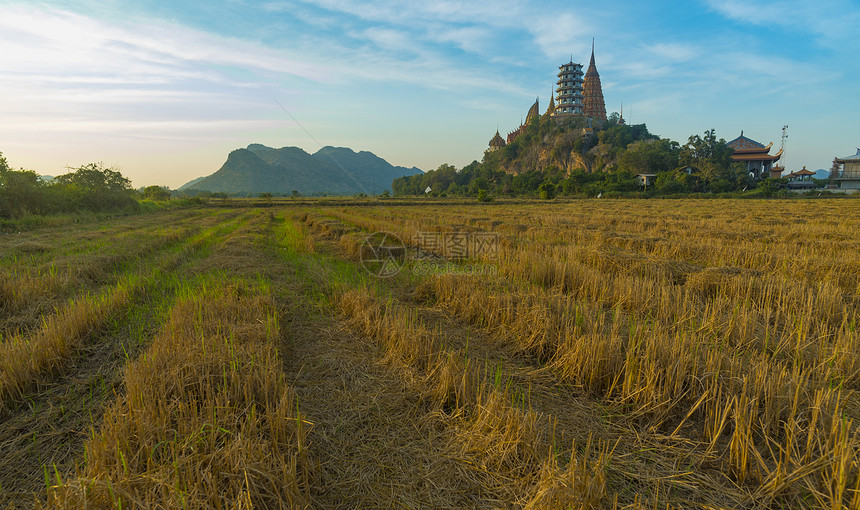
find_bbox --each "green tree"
[655,172,687,194]
[538,182,557,200]
[680,130,736,192]
[55,162,136,211]
[0,168,44,217]
[618,138,680,174]
[143,185,171,201]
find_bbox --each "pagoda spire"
[582,39,607,121]
[545,87,555,115]
[589,38,595,67]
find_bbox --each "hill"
[180,144,422,195]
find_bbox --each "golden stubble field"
[0,198,858,509]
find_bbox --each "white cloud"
[529,12,592,59]
[705,0,860,46]
[0,6,329,83]
[294,0,524,29]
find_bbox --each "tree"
[618,138,680,174]
[477,189,493,202]
[539,182,557,200]
[0,167,44,217]
[0,152,10,175]
[54,162,136,211]
[142,185,171,201]
[679,130,737,192]
[56,163,131,193]
[655,172,687,194]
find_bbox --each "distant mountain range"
[179,144,422,195]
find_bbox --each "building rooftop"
[835,149,860,162]
[727,132,767,150]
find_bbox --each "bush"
[538,182,557,200]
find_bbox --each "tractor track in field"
[253,215,502,507]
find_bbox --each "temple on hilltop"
[487,41,609,152]
[582,41,606,121]
[726,131,783,179]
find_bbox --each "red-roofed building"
[727,132,783,179]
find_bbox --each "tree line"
[0,153,172,219]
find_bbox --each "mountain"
[312,146,423,192]
[179,144,422,195]
[179,176,206,189]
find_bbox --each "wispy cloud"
[645,43,699,62]
[705,0,860,46]
[0,6,329,83]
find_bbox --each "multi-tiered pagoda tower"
[487,41,610,151]
[582,41,606,121]
[552,60,583,116]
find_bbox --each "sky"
[0,0,858,188]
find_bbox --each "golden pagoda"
[544,91,555,116]
[582,40,606,121]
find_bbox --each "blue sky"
[1,0,858,187]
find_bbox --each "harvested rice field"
[1,198,859,508]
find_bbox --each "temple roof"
[526,98,540,124]
[732,147,783,162]
[787,167,815,177]
[727,132,767,150]
[835,149,860,162]
[488,130,506,148]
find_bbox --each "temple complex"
[726,132,783,179]
[582,41,607,121]
[488,42,609,151]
